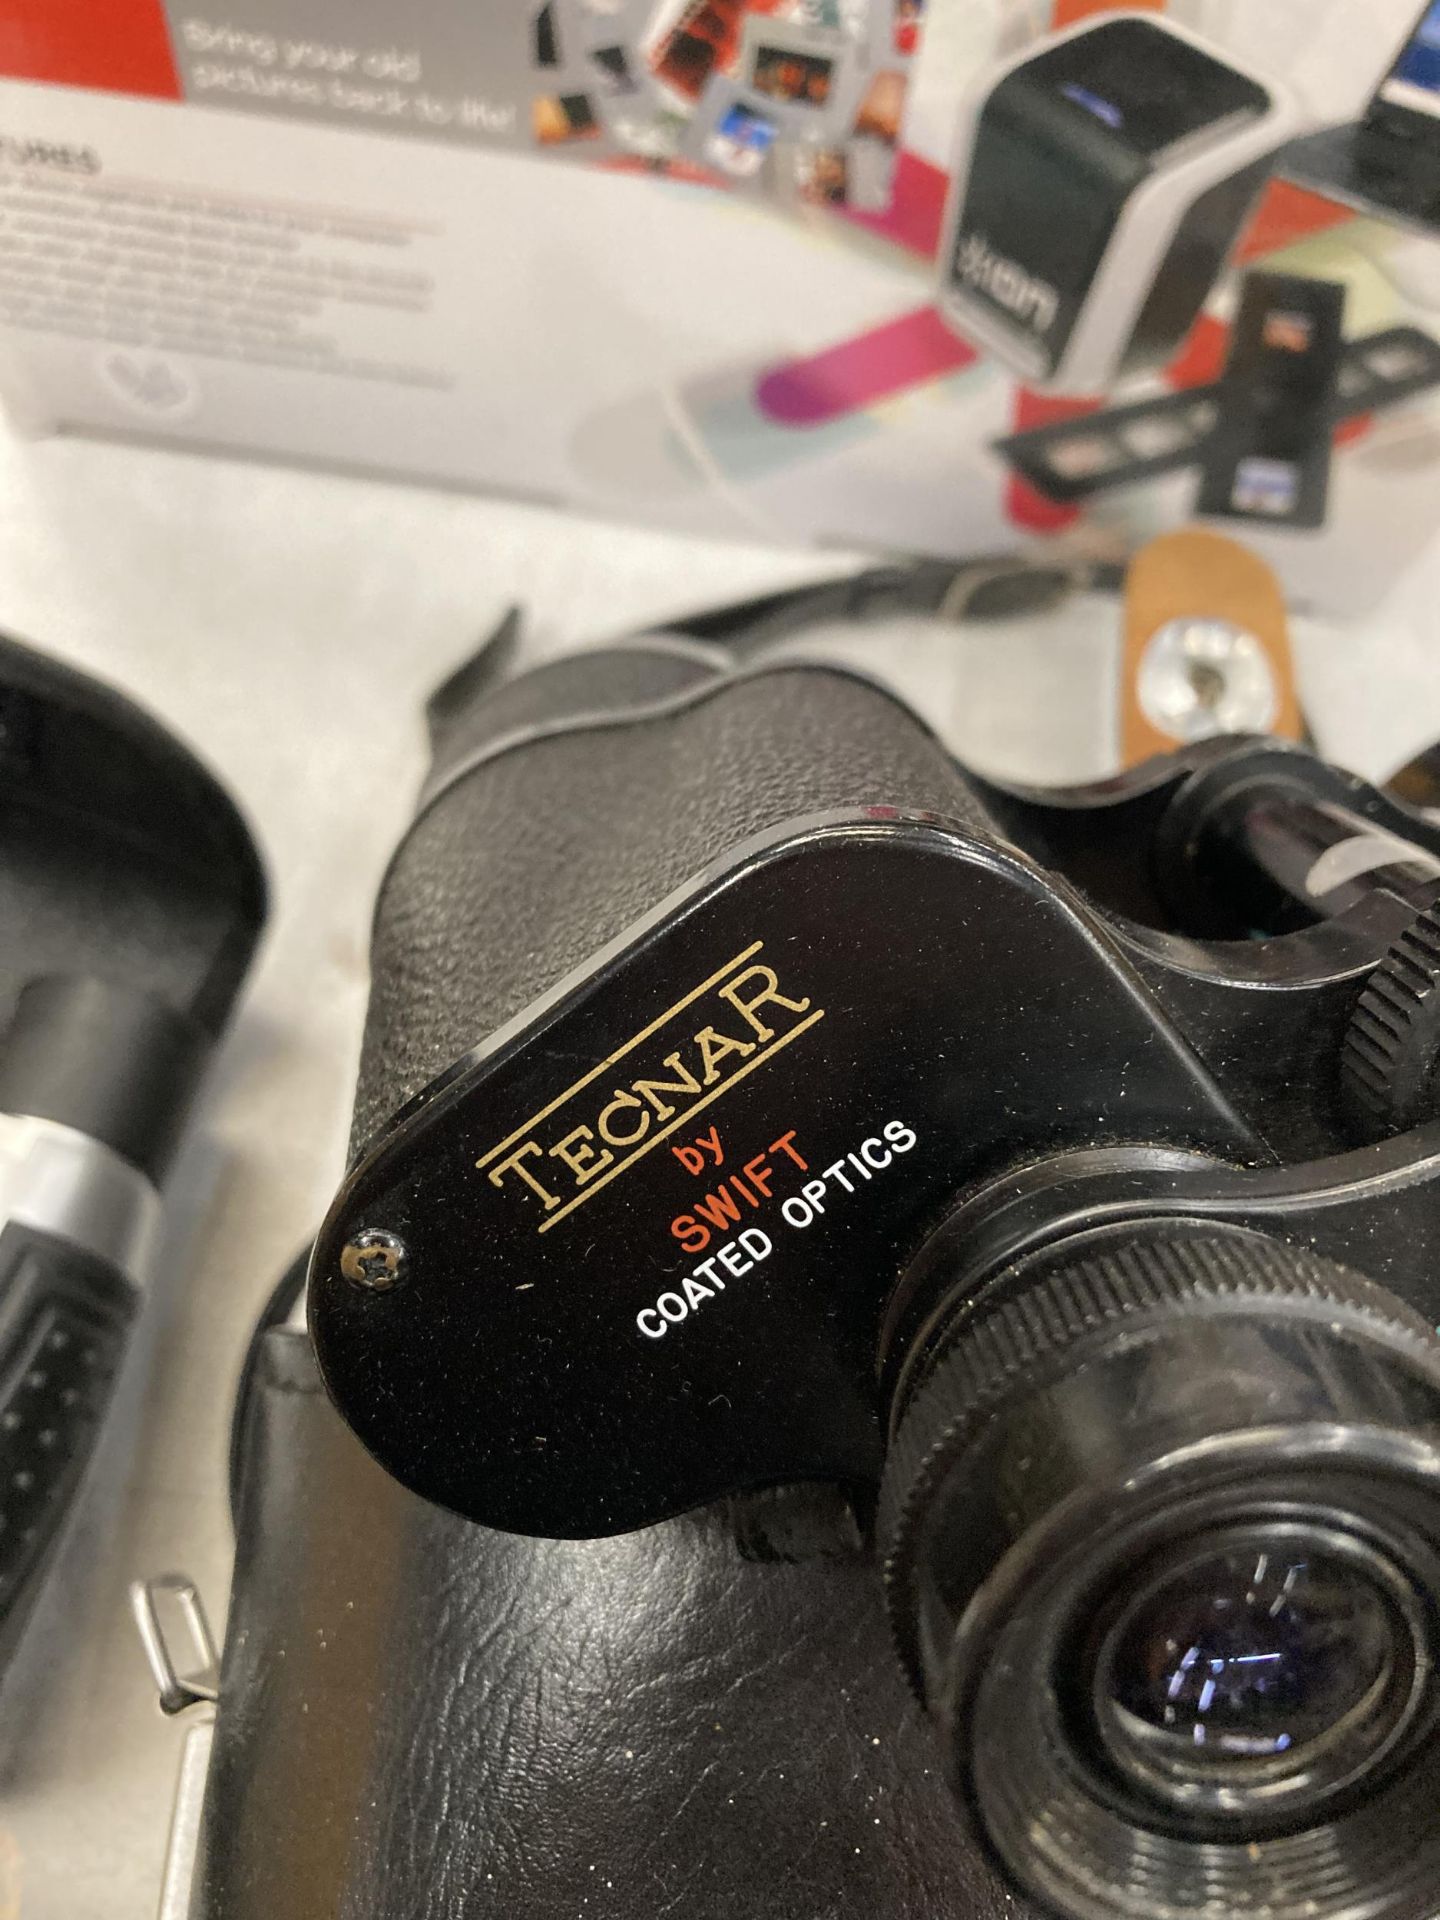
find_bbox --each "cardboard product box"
[0,0,1437,614]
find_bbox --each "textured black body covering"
[353,651,996,1149]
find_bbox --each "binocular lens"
[1091,1528,1419,1823]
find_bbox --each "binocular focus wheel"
[1342,902,1440,1137]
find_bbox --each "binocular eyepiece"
[880,1219,1440,1920]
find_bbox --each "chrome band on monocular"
[0,1111,161,1288]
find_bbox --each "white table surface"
[0,417,1434,1920]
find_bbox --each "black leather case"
[199,1329,1018,1920]
[0,631,264,1047]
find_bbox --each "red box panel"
[0,0,180,101]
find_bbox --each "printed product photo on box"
[1283,0,1440,237]
[0,0,1437,619]
[936,12,1300,392]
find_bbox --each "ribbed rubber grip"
[0,1221,136,1656]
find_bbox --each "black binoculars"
[187,589,1440,1920]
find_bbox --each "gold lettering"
[548,1125,614,1186]
[597,1089,651,1148]
[716,964,811,1043]
[631,1050,702,1119]
[487,1139,561,1211]
[479,944,827,1230]
[694,1024,756,1085]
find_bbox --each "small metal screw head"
[1138,618,1279,743]
[340,1229,407,1291]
